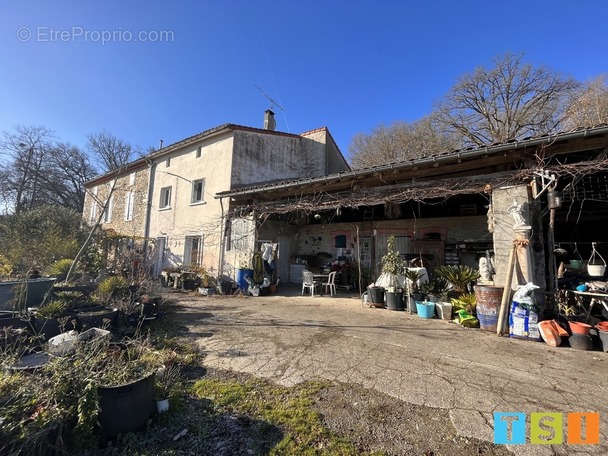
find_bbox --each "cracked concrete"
[171,287,608,455]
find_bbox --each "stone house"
[82,111,349,277]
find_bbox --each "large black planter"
[97,371,156,436]
[35,317,68,340]
[368,287,385,307]
[386,292,405,311]
[75,306,118,329]
[0,311,35,332]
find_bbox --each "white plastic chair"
[302,270,321,296]
[323,271,337,296]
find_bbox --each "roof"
[84,123,315,187]
[216,124,608,202]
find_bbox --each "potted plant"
[379,236,406,310]
[33,294,77,340]
[419,278,450,303]
[434,265,480,298]
[404,268,426,312]
[417,278,450,318]
[155,363,181,413]
[198,268,217,295]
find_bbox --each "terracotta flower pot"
[569,320,592,335]
[595,321,608,332]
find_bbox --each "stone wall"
[83,166,150,242]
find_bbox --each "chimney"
[263,109,276,131]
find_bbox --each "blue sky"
[1,1,607,161]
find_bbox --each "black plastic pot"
[368,287,385,305]
[97,371,156,436]
[569,333,593,351]
[1,312,35,332]
[35,317,67,340]
[220,281,233,295]
[181,279,196,291]
[75,306,118,329]
[386,291,405,311]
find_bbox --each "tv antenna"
[255,84,285,112]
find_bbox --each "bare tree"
[87,130,133,173]
[349,117,458,169]
[562,75,608,129]
[433,53,579,147]
[0,125,55,214]
[65,131,134,283]
[43,142,97,212]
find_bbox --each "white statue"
[507,200,529,227]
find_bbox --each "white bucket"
[587,265,606,277]
[156,399,170,413]
[435,302,453,320]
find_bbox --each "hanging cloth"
[252,251,265,284]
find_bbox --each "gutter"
[142,159,157,255]
[215,125,608,199]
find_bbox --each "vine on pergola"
[227,155,608,219]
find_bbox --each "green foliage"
[46,258,75,277]
[193,378,364,455]
[451,292,477,314]
[419,278,450,299]
[381,236,405,276]
[34,298,70,319]
[0,334,170,454]
[0,206,90,276]
[404,268,425,292]
[155,363,182,400]
[434,265,480,294]
[95,275,128,303]
[74,380,99,449]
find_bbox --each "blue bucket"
[236,269,253,291]
[416,301,435,319]
[478,312,498,332]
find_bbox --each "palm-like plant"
[451,292,477,314]
[434,265,480,294]
[47,259,76,278]
[403,268,425,293]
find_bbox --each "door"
[153,237,166,276]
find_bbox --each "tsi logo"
[494,412,600,445]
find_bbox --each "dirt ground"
[195,367,512,456]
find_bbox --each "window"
[129,172,136,186]
[159,186,172,209]
[184,235,203,266]
[125,191,135,221]
[228,218,252,251]
[102,196,113,223]
[166,157,171,167]
[196,147,202,158]
[191,178,205,204]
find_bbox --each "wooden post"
[497,243,517,336]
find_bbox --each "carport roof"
[216,124,608,205]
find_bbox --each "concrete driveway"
[171,286,608,455]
